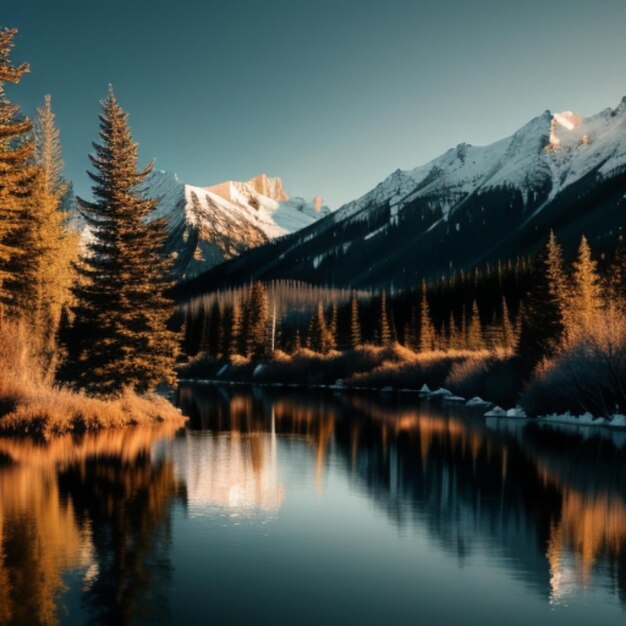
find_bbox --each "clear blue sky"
[5,0,626,207]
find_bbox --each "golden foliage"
[0,320,185,438]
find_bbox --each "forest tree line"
[182,258,533,358]
[182,228,626,417]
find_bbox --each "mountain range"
[147,171,330,279]
[178,96,626,296]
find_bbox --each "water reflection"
[171,429,284,515]
[0,386,624,625]
[180,385,626,607]
[0,423,184,626]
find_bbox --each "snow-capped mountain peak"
[145,170,330,279]
[549,110,586,149]
[186,96,626,292]
[206,174,288,206]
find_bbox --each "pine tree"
[14,96,77,368]
[66,88,178,393]
[0,28,37,315]
[220,303,233,357]
[293,329,301,352]
[567,235,603,341]
[460,304,468,350]
[349,291,361,349]
[182,308,198,356]
[608,235,626,306]
[467,300,484,350]
[518,232,567,366]
[448,311,458,351]
[378,290,392,346]
[501,297,516,354]
[484,312,503,351]
[419,280,435,352]
[229,297,243,356]
[243,282,268,358]
[307,302,332,353]
[404,305,418,351]
[328,302,338,351]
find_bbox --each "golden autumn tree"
[0,28,37,316]
[67,88,178,393]
[467,300,484,350]
[419,280,435,352]
[378,290,392,346]
[565,235,603,343]
[13,96,78,371]
[349,290,361,349]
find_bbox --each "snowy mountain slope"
[136,171,330,279]
[179,96,626,294]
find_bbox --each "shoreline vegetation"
[174,312,626,427]
[0,29,181,439]
[0,321,185,439]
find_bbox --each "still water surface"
[0,384,625,625]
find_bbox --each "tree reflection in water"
[180,384,626,606]
[0,424,184,626]
[0,386,624,625]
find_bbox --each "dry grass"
[345,348,489,389]
[181,343,508,392]
[0,321,185,439]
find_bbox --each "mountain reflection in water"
[0,385,624,625]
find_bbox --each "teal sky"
[5,0,626,207]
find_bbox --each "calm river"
[0,384,625,625]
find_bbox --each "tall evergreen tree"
[349,291,361,349]
[518,231,567,366]
[567,235,603,341]
[404,305,418,351]
[460,304,468,350]
[220,303,233,357]
[448,311,458,351]
[419,280,436,352]
[608,235,626,306]
[484,312,503,351]
[206,300,221,356]
[293,329,301,352]
[67,88,178,392]
[0,28,37,315]
[501,297,516,354]
[467,300,484,350]
[243,282,268,358]
[328,302,338,351]
[229,297,243,356]
[378,290,392,346]
[15,96,77,367]
[307,302,332,353]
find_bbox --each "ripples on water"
[0,384,624,625]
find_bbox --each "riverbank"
[180,344,522,405]
[0,320,186,438]
[179,345,626,429]
[0,384,186,439]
